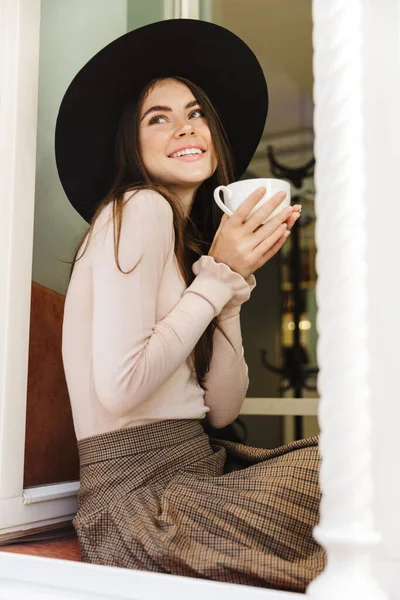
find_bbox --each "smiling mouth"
[168,151,206,161]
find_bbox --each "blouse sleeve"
[91,189,254,417]
[200,274,257,429]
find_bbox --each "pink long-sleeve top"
[62,189,256,441]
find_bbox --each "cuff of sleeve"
[186,255,256,317]
[220,272,257,317]
[246,273,257,293]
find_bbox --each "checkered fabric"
[73,419,326,591]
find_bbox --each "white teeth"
[170,148,203,158]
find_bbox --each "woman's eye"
[148,108,205,125]
[148,114,167,125]
[190,109,205,118]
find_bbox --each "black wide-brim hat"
[55,19,268,223]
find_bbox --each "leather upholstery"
[24,281,79,487]
[0,281,83,561]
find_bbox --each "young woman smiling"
[56,18,324,592]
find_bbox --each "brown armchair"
[0,281,81,560]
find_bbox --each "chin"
[174,167,214,183]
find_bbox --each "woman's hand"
[284,203,302,231]
[208,187,301,280]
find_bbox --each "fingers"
[253,202,302,245]
[221,213,230,225]
[244,190,290,232]
[228,187,268,226]
[284,211,300,231]
[260,211,300,264]
[251,204,293,246]
[253,222,288,257]
[215,212,230,235]
[259,229,290,265]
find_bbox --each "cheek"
[206,140,218,169]
[201,126,217,162]
[139,131,162,167]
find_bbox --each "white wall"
[32,0,128,295]
[364,0,400,595]
[127,0,164,30]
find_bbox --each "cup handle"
[213,186,233,217]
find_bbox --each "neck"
[169,185,198,220]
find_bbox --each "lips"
[168,146,206,158]
[169,153,205,162]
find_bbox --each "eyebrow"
[140,99,200,122]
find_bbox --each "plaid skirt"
[73,419,326,592]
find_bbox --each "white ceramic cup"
[213,178,291,224]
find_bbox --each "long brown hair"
[63,76,238,391]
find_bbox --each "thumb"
[218,213,230,229]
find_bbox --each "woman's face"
[138,80,217,194]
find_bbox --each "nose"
[174,119,196,138]
[178,129,195,137]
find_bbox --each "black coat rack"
[260,146,319,440]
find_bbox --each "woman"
[56,19,325,592]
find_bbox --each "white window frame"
[0,0,387,597]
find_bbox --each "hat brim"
[55,19,268,223]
